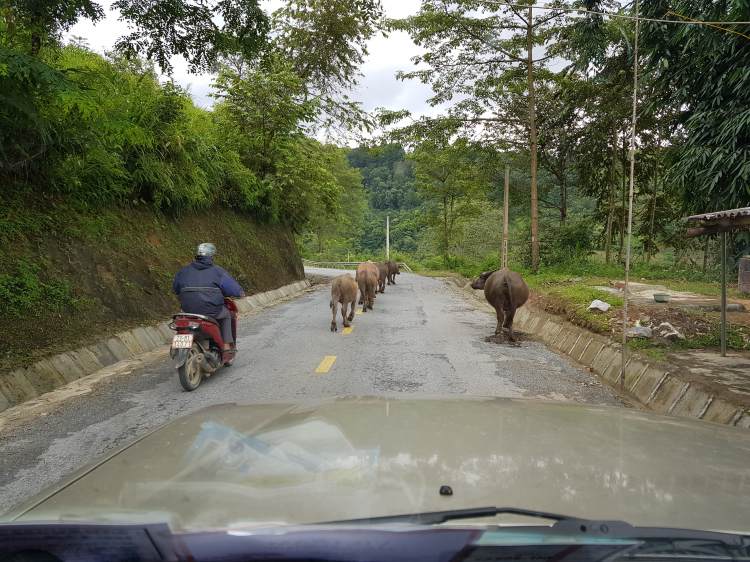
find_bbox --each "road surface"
[0,270,623,515]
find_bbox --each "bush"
[541,223,595,266]
[0,261,78,318]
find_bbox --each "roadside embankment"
[450,279,750,427]
[0,202,304,372]
[0,279,312,414]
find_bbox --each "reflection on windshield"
[178,420,380,483]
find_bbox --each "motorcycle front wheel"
[178,345,202,391]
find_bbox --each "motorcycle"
[169,297,238,391]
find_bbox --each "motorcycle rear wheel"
[178,346,202,391]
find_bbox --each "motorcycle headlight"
[188,321,201,330]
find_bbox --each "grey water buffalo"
[471,268,529,342]
[355,261,378,311]
[385,259,400,284]
[375,262,388,293]
[329,273,358,332]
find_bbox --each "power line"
[476,1,750,26]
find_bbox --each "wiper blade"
[326,506,574,526]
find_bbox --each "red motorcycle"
[169,297,238,391]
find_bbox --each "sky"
[67,0,442,123]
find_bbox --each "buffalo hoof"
[348,314,354,321]
[331,324,337,332]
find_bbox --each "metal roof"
[683,207,750,222]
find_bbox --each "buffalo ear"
[480,271,493,280]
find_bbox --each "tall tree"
[390,0,571,273]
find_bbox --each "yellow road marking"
[342,325,354,334]
[355,309,363,315]
[315,356,337,372]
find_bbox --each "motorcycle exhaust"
[198,350,221,373]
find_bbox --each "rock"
[657,322,684,341]
[587,299,611,313]
[626,326,652,339]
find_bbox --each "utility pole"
[386,215,390,260]
[621,0,640,395]
[502,165,509,270]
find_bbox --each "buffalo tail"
[330,290,340,310]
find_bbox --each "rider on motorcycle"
[173,243,244,353]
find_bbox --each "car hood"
[3,396,750,534]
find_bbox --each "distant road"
[0,271,623,515]
[303,265,355,277]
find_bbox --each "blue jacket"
[173,257,243,317]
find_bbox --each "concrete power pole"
[502,165,509,269]
[386,215,390,260]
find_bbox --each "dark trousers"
[214,306,233,345]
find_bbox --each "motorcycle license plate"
[172,334,194,349]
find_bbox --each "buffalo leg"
[505,308,517,341]
[342,302,350,327]
[494,309,506,340]
[331,301,339,332]
[347,303,355,321]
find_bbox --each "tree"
[270,0,384,133]
[2,0,268,71]
[113,0,268,73]
[640,0,750,260]
[409,138,483,261]
[211,58,339,230]
[2,0,104,55]
[390,0,571,273]
[305,146,367,255]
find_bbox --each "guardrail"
[302,259,412,272]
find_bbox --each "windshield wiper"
[325,508,750,551]
[326,506,573,526]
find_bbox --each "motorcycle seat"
[173,312,220,326]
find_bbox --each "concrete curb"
[459,283,750,428]
[0,279,311,413]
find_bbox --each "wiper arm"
[326,506,574,526]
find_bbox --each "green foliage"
[0,260,79,318]
[540,222,595,266]
[409,138,485,261]
[642,0,750,215]
[270,0,385,132]
[113,0,268,73]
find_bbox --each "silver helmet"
[195,243,217,257]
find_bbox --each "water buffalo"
[330,273,358,332]
[375,262,388,294]
[355,261,378,311]
[471,268,529,342]
[386,259,400,284]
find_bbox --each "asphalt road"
[0,270,623,515]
